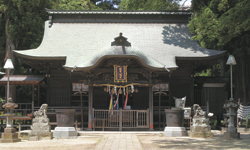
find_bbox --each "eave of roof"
[176,51,226,61]
[46,9,193,15]
[13,52,66,61]
[0,75,45,85]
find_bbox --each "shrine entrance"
[92,85,150,131]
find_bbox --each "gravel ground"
[138,133,250,150]
[0,132,250,150]
[0,135,101,150]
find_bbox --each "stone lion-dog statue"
[34,104,48,118]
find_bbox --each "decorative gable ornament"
[111,33,131,47]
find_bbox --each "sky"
[180,0,192,7]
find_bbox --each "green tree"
[189,0,250,104]
[0,0,54,73]
[119,0,182,10]
[53,0,99,10]
[0,0,98,101]
[0,0,99,75]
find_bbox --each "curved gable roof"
[14,11,225,71]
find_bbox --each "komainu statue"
[193,104,206,118]
[29,104,52,140]
[189,104,213,138]
[33,104,47,118]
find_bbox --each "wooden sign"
[153,84,169,91]
[114,65,127,83]
[72,83,88,91]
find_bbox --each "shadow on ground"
[138,133,250,150]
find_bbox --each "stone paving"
[95,134,142,150]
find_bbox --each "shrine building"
[9,9,227,131]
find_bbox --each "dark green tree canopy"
[189,0,250,104]
[119,0,182,10]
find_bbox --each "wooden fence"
[92,108,149,131]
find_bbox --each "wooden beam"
[88,84,93,130]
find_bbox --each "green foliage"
[53,0,100,10]
[189,7,219,49]
[0,97,5,103]
[189,0,250,54]
[245,113,249,128]
[119,0,181,10]
[3,0,54,50]
[195,64,221,77]
[190,0,250,104]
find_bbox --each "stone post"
[223,98,240,139]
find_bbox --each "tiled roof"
[14,21,225,70]
[46,9,193,15]
[0,75,44,85]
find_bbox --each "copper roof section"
[0,75,45,85]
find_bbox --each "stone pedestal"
[224,132,240,139]
[53,127,78,139]
[0,128,21,143]
[164,109,187,137]
[189,118,214,138]
[53,109,77,139]
[165,109,184,127]
[56,109,76,127]
[164,127,188,137]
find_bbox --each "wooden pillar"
[38,84,40,106]
[13,84,16,103]
[159,93,161,129]
[220,58,225,77]
[32,84,34,113]
[80,91,83,129]
[5,85,7,102]
[88,85,93,130]
[119,108,122,131]
[149,86,154,130]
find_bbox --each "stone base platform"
[29,133,53,141]
[189,132,214,138]
[19,130,31,140]
[53,127,78,139]
[163,127,188,137]
[224,132,240,139]
[0,128,21,143]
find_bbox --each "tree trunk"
[4,18,16,101]
[234,55,249,105]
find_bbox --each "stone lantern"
[0,97,21,143]
[223,98,240,139]
[223,55,240,139]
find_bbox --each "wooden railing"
[92,108,149,131]
[0,104,84,131]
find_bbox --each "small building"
[12,9,226,130]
